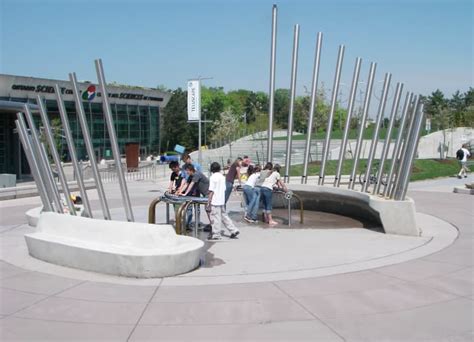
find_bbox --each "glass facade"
[0,96,161,173]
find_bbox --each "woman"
[224,157,243,204]
[260,164,287,225]
[243,165,261,223]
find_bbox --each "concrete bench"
[25,212,204,278]
[285,184,420,236]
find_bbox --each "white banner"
[187,80,201,121]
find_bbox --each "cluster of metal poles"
[15,60,135,221]
[266,4,424,200]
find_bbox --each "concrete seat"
[25,212,204,278]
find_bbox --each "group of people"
[166,154,288,240]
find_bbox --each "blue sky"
[1,0,472,98]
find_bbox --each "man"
[225,157,243,204]
[457,144,471,179]
[207,162,240,240]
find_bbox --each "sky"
[0,0,472,100]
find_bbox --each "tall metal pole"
[395,101,424,200]
[373,82,403,194]
[348,62,377,189]
[95,59,134,222]
[284,24,300,183]
[36,95,76,215]
[334,57,362,187]
[361,72,391,193]
[54,84,92,217]
[319,45,345,185]
[302,32,323,184]
[198,80,202,166]
[384,92,412,197]
[391,95,418,198]
[70,72,111,220]
[267,4,277,163]
[23,105,64,213]
[15,116,53,212]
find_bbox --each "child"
[261,164,287,225]
[225,157,243,204]
[243,164,261,223]
[206,162,240,240]
[168,161,184,194]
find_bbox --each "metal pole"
[23,105,64,213]
[384,92,412,197]
[15,117,52,212]
[374,82,403,194]
[319,45,345,185]
[55,84,93,217]
[284,24,300,183]
[95,59,134,222]
[70,72,111,220]
[396,101,424,200]
[334,57,362,187]
[267,4,277,163]
[391,95,418,198]
[37,95,76,215]
[198,80,202,165]
[302,32,323,184]
[361,72,391,193]
[348,62,377,189]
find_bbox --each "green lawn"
[288,158,460,182]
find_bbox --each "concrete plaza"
[0,175,473,341]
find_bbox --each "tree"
[211,109,240,158]
[161,88,198,153]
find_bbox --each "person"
[179,164,209,229]
[225,157,243,204]
[457,144,471,179]
[180,164,209,197]
[260,164,287,225]
[206,162,240,240]
[168,161,184,194]
[243,164,261,223]
[242,155,252,167]
[176,153,202,195]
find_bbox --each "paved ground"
[0,176,473,341]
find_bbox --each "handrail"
[148,197,162,224]
[274,190,304,224]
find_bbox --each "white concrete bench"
[25,212,204,278]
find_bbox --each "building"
[0,74,171,178]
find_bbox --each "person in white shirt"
[260,164,287,225]
[206,162,240,240]
[243,165,261,223]
[458,144,471,178]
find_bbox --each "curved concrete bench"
[25,212,204,278]
[284,184,420,236]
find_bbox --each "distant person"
[261,164,287,225]
[206,162,240,240]
[225,157,243,204]
[243,164,261,223]
[456,144,471,179]
[242,155,252,167]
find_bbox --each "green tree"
[161,88,198,153]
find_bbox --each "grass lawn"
[288,158,461,182]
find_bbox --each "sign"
[187,80,201,121]
[82,85,96,101]
[425,118,431,132]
